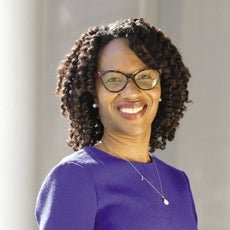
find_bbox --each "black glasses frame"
[96,68,160,93]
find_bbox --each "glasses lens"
[101,72,126,92]
[135,69,159,90]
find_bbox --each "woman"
[35,18,198,229]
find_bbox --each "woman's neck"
[95,131,151,163]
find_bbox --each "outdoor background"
[1,0,230,229]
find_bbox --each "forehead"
[97,38,146,72]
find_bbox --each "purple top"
[35,146,198,229]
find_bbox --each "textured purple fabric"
[35,146,198,229]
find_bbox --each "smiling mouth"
[119,106,145,114]
[117,102,148,120]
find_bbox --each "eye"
[106,77,122,83]
[102,72,124,84]
[136,74,154,81]
[139,74,151,80]
[136,69,159,81]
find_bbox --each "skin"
[94,38,161,163]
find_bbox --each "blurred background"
[1,0,229,229]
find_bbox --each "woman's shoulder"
[38,147,98,188]
[60,146,116,167]
[153,156,189,182]
[44,146,104,179]
[60,147,97,166]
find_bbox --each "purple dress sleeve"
[35,162,97,230]
[182,172,198,224]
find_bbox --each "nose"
[120,79,142,98]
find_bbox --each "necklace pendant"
[163,198,169,206]
[141,175,144,181]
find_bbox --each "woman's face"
[95,38,161,137]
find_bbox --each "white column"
[0,1,42,229]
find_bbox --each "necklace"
[100,140,169,206]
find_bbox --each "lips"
[117,102,147,119]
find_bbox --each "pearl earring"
[92,103,98,108]
[159,98,162,102]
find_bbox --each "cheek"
[96,85,110,106]
[95,81,116,119]
[149,85,161,102]
[97,96,115,129]
[95,79,103,104]
[157,82,161,96]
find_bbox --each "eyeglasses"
[96,68,160,93]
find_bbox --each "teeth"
[119,106,144,114]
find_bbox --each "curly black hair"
[56,18,191,152]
